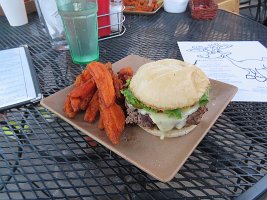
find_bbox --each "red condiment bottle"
[97,0,111,37]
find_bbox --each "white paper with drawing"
[177,41,267,102]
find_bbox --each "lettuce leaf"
[163,109,182,119]
[121,89,157,112]
[125,79,131,87]
[198,89,209,106]
[121,88,183,118]
[121,80,209,119]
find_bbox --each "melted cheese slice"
[137,104,199,132]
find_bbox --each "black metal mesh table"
[1,9,267,199]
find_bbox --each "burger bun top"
[129,59,210,110]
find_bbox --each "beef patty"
[125,105,207,129]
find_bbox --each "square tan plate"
[40,55,238,182]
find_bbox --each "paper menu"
[177,41,267,102]
[0,47,42,111]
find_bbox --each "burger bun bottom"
[139,125,197,138]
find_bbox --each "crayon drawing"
[187,43,267,82]
[177,41,267,101]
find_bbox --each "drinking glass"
[35,0,68,50]
[56,0,99,64]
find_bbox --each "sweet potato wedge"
[69,97,81,113]
[98,114,104,130]
[63,96,78,118]
[118,67,134,84]
[88,62,115,107]
[79,88,97,111]
[84,91,99,123]
[68,78,96,112]
[74,65,93,87]
[112,73,124,103]
[99,102,125,145]
[69,78,96,99]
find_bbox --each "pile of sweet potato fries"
[123,0,160,12]
[64,62,133,145]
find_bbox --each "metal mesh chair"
[240,0,267,22]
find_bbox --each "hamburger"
[121,59,210,139]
